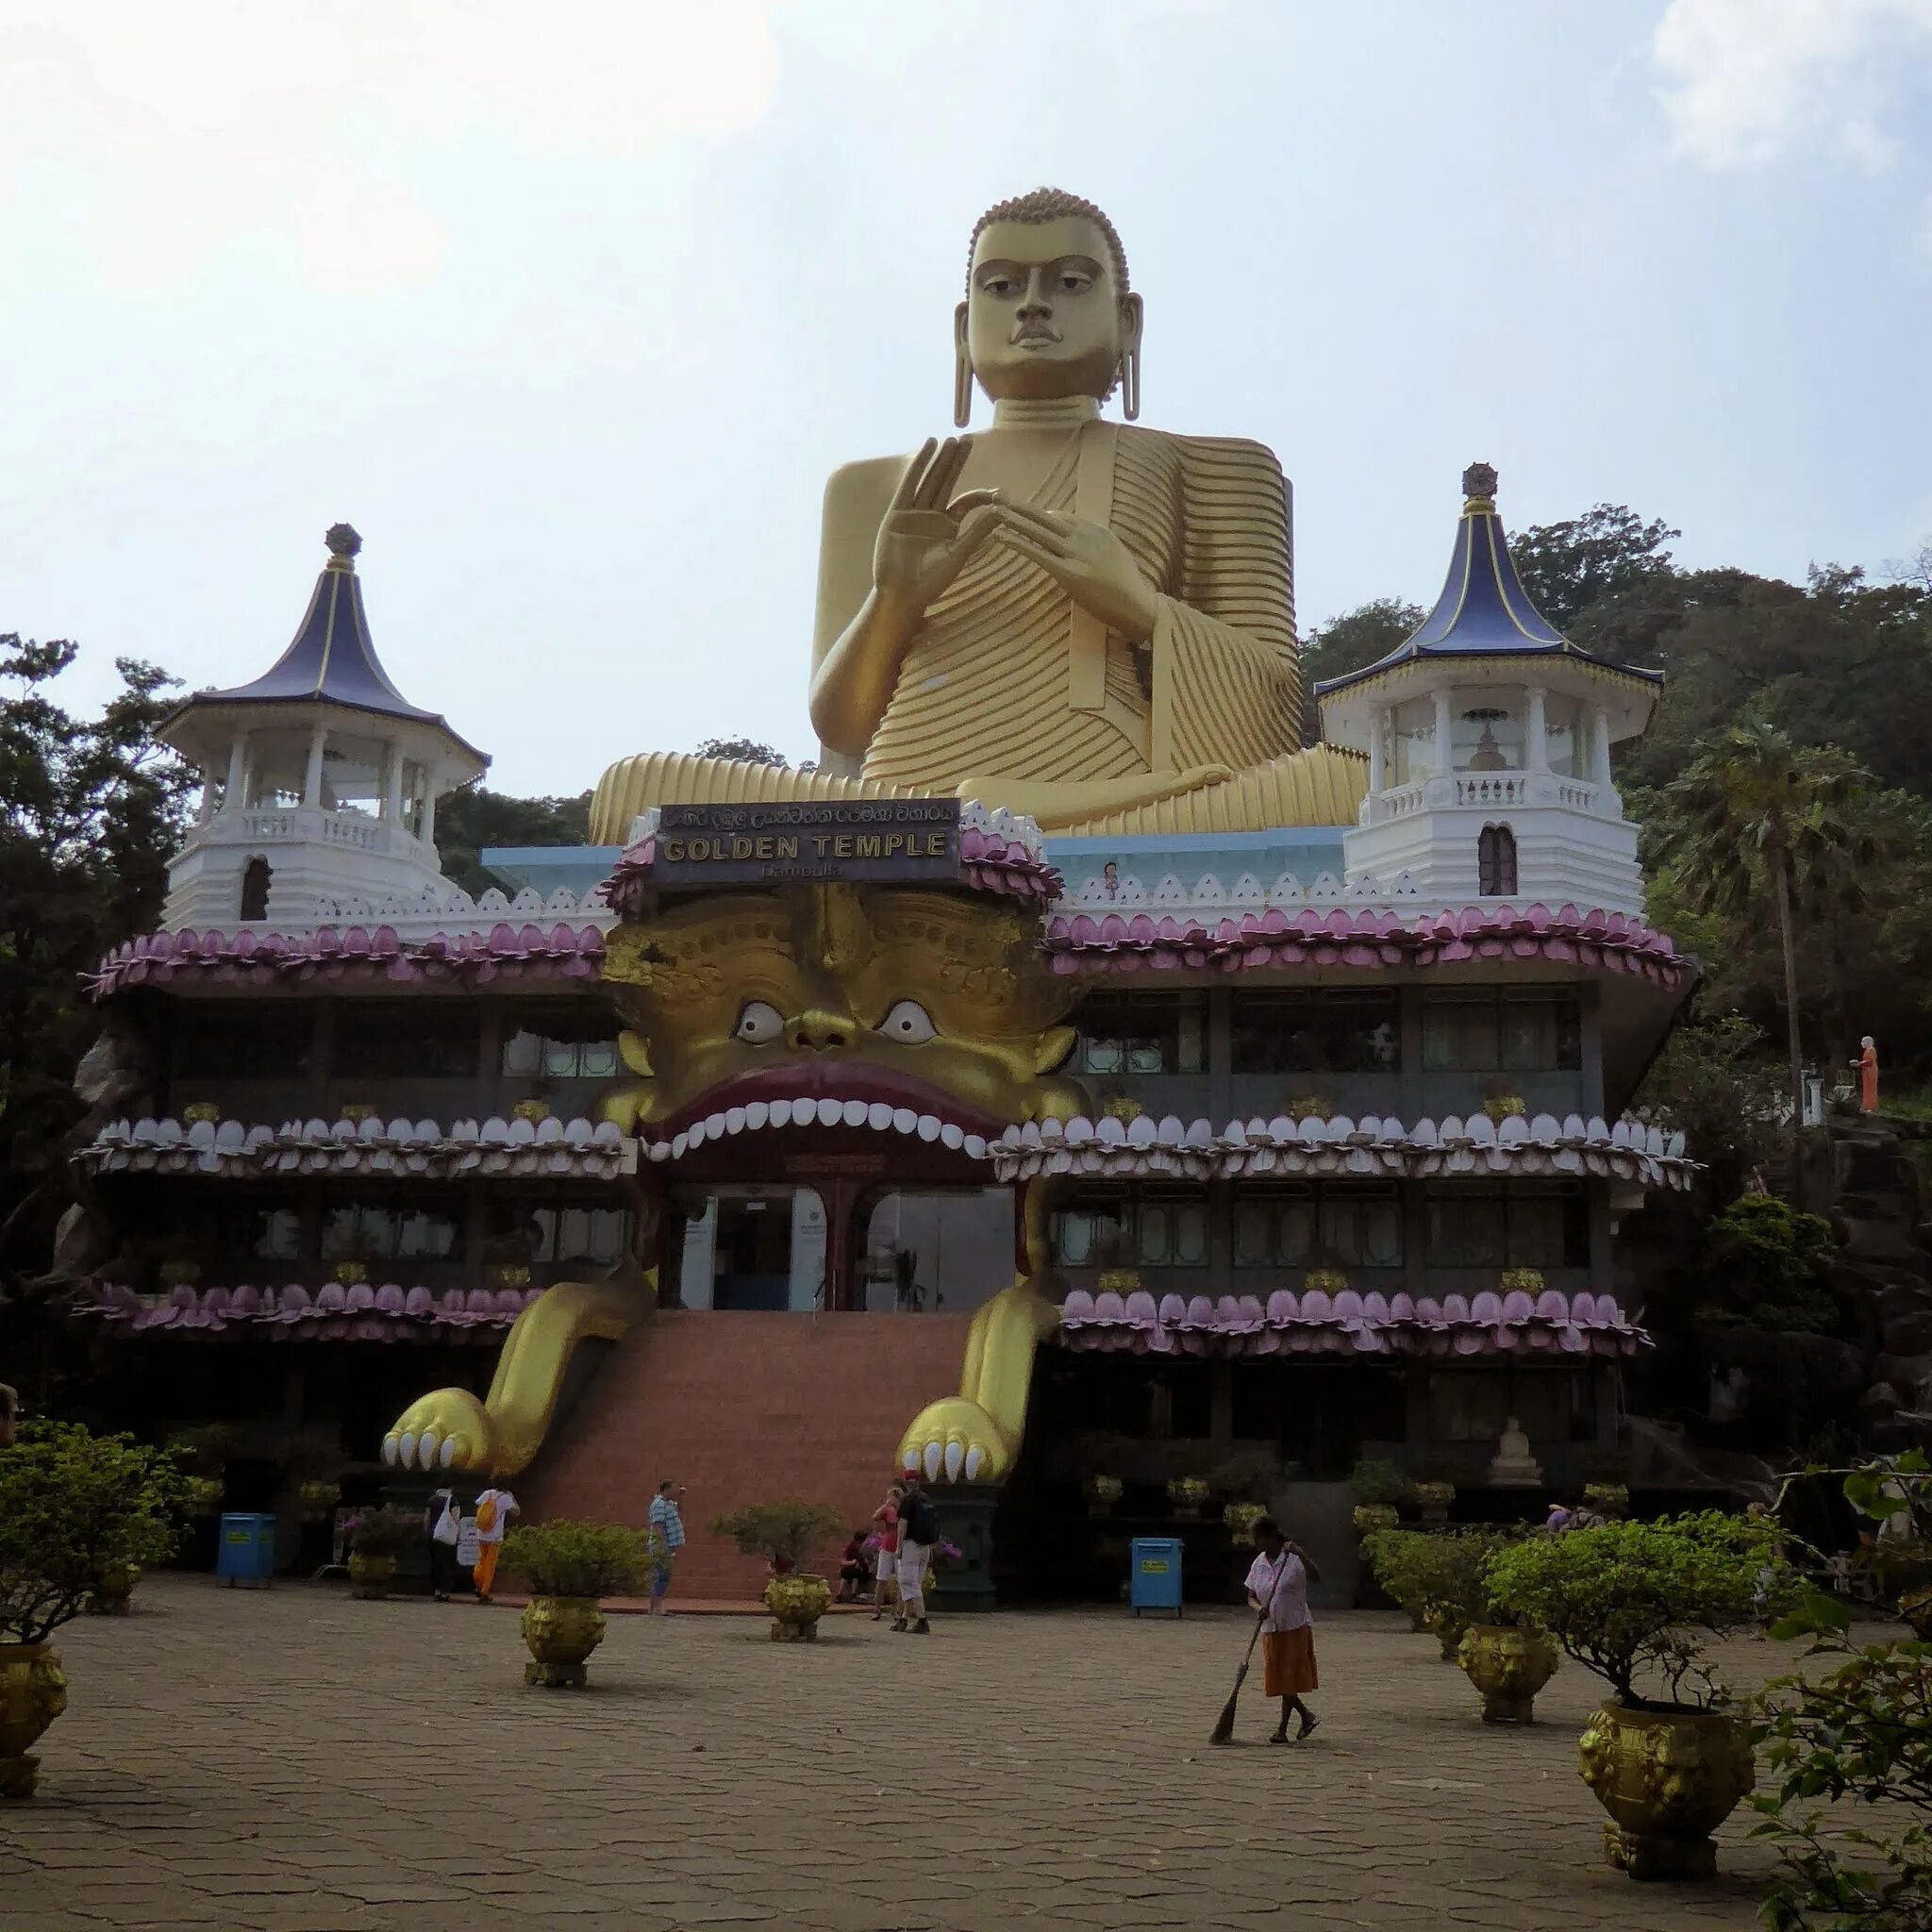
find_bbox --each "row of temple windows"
[196,1190,630,1267]
[171,987,1579,1086]
[1049,1182,1590,1272]
[170,1002,621,1083]
[1072,988,1582,1077]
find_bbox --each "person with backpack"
[893,1472,941,1635]
[471,1485,518,1603]
[425,1487,461,1602]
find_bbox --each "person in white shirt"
[471,1486,519,1603]
[1244,1517,1321,1743]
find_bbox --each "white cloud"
[0,1,784,292]
[1654,0,1932,169]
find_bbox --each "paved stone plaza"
[3,1574,1797,1931]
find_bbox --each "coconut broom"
[1208,1601,1272,1745]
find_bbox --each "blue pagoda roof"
[1314,465,1662,700]
[164,525,487,763]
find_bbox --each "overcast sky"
[3,0,1929,793]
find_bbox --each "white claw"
[381,1434,399,1466]
[963,1443,984,1480]
[943,1440,964,1481]
[397,1432,418,1468]
[440,1435,458,1468]
[923,1441,942,1480]
[417,1430,440,1471]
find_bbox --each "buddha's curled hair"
[966,187,1129,292]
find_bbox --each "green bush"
[712,1499,845,1569]
[1486,1511,1786,1709]
[1347,1457,1416,1508]
[1702,1192,1840,1334]
[344,1506,416,1558]
[501,1520,658,1598]
[0,1420,188,1642]
[1752,1453,1932,1929]
[1365,1525,1521,1636]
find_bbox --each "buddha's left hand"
[993,501,1161,642]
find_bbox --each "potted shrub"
[1348,1457,1415,1537]
[1166,1475,1209,1519]
[84,1560,142,1616]
[1361,1526,1433,1631]
[713,1500,844,1640]
[1,1421,185,1797]
[1084,1474,1124,1517]
[1487,1511,1784,1880]
[297,1480,341,1524]
[343,1506,414,1599]
[500,1520,656,1687]
[1583,1482,1630,1522]
[1414,1479,1456,1524]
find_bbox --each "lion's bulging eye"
[878,1000,937,1043]
[734,1000,785,1043]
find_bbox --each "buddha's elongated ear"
[1118,291,1144,421]
[953,300,973,428]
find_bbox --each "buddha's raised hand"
[872,435,1003,614]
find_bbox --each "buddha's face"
[958,215,1141,405]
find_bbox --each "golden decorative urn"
[1577,1703,1755,1880]
[521,1595,607,1687]
[346,1554,395,1601]
[1166,1475,1209,1520]
[1084,1474,1124,1518]
[764,1574,832,1641]
[0,1642,69,1799]
[1457,1624,1558,1724]
[86,1561,142,1616]
[1352,1502,1400,1538]
[1424,1601,1470,1663]
[1223,1501,1266,1541]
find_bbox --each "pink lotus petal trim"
[68,1282,543,1341]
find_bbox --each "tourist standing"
[894,1473,940,1635]
[471,1484,518,1603]
[1857,1036,1880,1113]
[1246,1517,1320,1742]
[425,1486,461,1602]
[871,1482,903,1622]
[646,1479,686,1611]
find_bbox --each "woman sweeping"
[1245,1517,1321,1743]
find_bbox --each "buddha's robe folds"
[591,422,1359,841]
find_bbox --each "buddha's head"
[957,186,1142,418]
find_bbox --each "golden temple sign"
[652,799,959,885]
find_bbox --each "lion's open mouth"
[639,1062,1000,1164]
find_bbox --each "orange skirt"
[1261,1626,1318,1696]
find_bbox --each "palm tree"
[1656,718,1877,1178]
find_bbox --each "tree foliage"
[501,1519,660,1598]
[694,737,791,767]
[1509,503,1679,632]
[0,1417,188,1641]
[0,637,192,1270]
[1296,599,1424,743]
[1632,1013,1784,1202]
[432,785,591,896]
[1754,1454,1932,1929]
[1701,1193,1839,1335]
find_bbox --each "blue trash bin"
[1129,1536,1183,1617]
[216,1512,275,1588]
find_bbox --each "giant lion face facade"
[599,883,1086,1144]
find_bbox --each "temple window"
[1422,988,1580,1072]
[239,856,272,922]
[1424,1181,1588,1268]
[1229,990,1400,1074]
[484,1191,629,1268]
[1231,1183,1404,1270]
[320,1190,464,1263]
[501,1005,622,1079]
[1390,696,1438,784]
[1429,1368,1599,1444]
[1451,694,1525,773]
[171,1004,314,1083]
[1051,1186,1208,1270]
[213,1198,304,1265]
[1477,822,1518,895]
[332,1001,481,1079]
[1543,695,1586,777]
[860,1188,1013,1314]
[1073,992,1205,1075]
[671,1186,824,1310]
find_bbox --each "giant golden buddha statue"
[591,187,1361,840]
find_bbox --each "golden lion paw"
[381,1389,495,1473]
[897,1398,1011,1485]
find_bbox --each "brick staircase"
[518,1310,972,1599]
